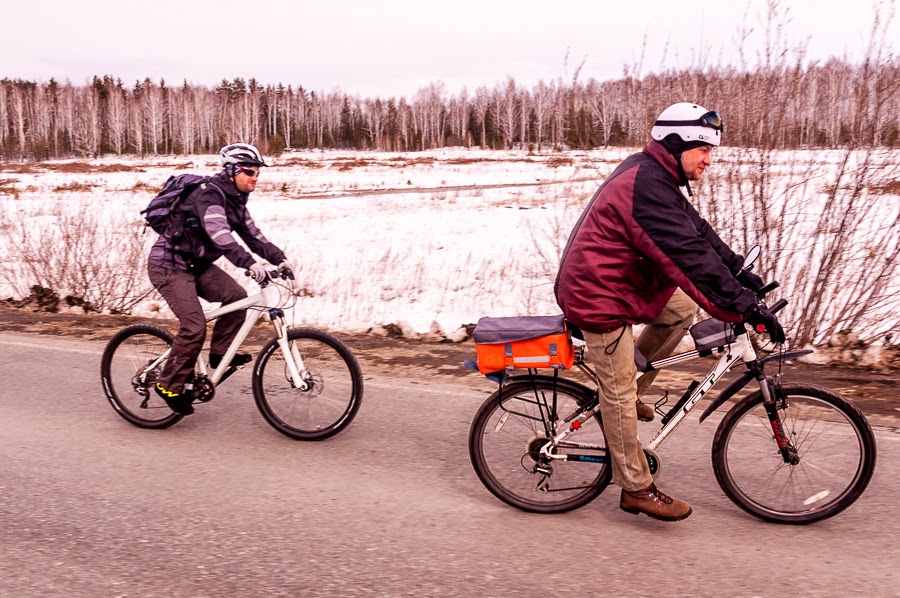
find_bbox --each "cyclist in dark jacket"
[555,103,784,521]
[148,143,295,416]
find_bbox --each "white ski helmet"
[220,142,268,167]
[651,103,722,148]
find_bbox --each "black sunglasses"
[655,110,724,131]
[237,166,261,177]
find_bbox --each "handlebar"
[243,268,294,287]
[244,269,288,279]
[244,268,294,280]
[755,280,787,314]
[768,298,788,314]
[756,281,780,298]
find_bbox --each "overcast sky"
[4,0,896,97]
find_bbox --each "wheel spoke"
[100,325,182,429]
[469,381,611,513]
[253,329,362,440]
[713,385,875,523]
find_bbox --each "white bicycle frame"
[152,278,311,391]
[539,329,761,461]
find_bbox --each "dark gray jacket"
[148,171,286,272]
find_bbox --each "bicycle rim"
[469,380,611,514]
[100,325,182,429]
[713,384,876,524]
[253,329,363,441]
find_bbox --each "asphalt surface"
[1,331,899,597]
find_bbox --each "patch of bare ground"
[52,182,98,192]
[0,302,895,421]
[336,158,374,171]
[0,178,18,195]
[129,181,157,192]
[546,157,574,168]
[0,161,195,175]
[274,157,326,169]
[870,180,900,195]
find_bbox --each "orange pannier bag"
[473,315,575,375]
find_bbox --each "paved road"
[1,331,898,597]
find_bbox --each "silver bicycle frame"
[148,280,309,390]
[542,331,760,460]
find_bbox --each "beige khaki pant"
[582,289,698,491]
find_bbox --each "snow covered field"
[1,147,897,343]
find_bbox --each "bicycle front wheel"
[100,324,183,429]
[253,328,363,441]
[712,384,876,524]
[469,380,612,514]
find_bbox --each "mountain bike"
[100,269,363,440]
[467,281,876,524]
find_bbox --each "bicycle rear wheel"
[712,384,876,524]
[469,379,612,514]
[253,328,363,440]
[100,324,183,429]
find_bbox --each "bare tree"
[107,82,127,155]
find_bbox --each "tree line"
[1,21,898,160]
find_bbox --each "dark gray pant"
[148,263,248,392]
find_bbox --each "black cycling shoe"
[154,382,195,416]
[209,353,253,369]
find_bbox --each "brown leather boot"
[620,483,692,521]
[635,395,655,422]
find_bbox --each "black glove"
[737,269,765,292]
[278,260,295,280]
[745,305,785,343]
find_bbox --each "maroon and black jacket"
[554,140,757,333]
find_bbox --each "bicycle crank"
[189,375,216,403]
[643,448,662,479]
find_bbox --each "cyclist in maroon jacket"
[555,103,783,521]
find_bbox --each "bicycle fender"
[697,349,814,423]
[759,349,814,366]
[698,371,755,423]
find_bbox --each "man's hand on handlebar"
[248,263,268,283]
[745,304,786,343]
[737,269,765,292]
[278,260,295,280]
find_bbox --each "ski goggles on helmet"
[654,110,724,131]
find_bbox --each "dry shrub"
[0,202,154,314]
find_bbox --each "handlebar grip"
[756,281,780,298]
[769,298,788,314]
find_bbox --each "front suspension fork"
[754,368,799,465]
[270,310,309,391]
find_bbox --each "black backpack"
[140,174,223,242]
